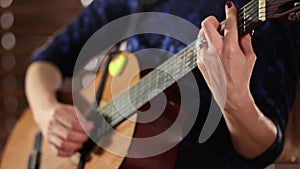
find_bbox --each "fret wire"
[237,0,257,30]
[238,2,259,34]
[95,0,262,127]
[109,92,130,116]
[106,63,172,123]
[92,1,267,136]
[130,83,143,109]
[239,17,259,34]
[237,0,256,18]
[97,3,263,128]
[238,3,258,22]
[238,15,258,32]
[238,1,258,24]
[111,99,130,123]
[108,42,198,125]
[241,0,256,12]
[239,18,259,33]
[238,1,258,17]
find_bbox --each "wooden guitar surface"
[0,52,139,169]
[0,53,179,169]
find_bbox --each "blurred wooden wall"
[0,0,84,155]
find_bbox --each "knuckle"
[70,121,77,129]
[201,16,217,28]
[74,143,83,150]
[225,17,235,29]
[224,46,235,56]
[47,122,53,131]
[82,134,89,141]
[65,131,73,140]
[48,119,56,127]
[54,150,61,156]
[57,140,65,148]
[53,109,61,118]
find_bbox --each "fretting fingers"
[201,16,222,47]
[224,1,239,48]
[240,34,255,57]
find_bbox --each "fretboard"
[89,0,265,139]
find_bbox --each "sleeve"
[30,0,136,78]
[244,21,300,168]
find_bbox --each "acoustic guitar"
[1,0,300,169]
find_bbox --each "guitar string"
[105,0,258,115]
[103,43,194,126]
[97,8,260,135]
[108,42,196,116]
[105,17,262,131]
[237,0,259,33]
[93,0,265,137]
[96,0,268,124]
[119,0,260,114]
[105,54,190,125]
[101,0,259,123]
[100,7,259,132]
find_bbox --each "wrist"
[31,95,59,120]
[224,87,253,113]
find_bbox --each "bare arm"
[25,61,93,157]
[25,62,62,114]
[196,2,277,159]
[276,82,300,163]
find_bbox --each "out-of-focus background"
[0,0,93,157]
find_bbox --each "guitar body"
[2,1,300,168]
[0,52,180,169]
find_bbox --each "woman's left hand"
[196,1,256,111]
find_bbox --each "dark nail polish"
[226,1,232,8]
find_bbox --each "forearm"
[25,61,63,117]
[223,92,277,159]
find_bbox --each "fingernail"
[226,1,232,8]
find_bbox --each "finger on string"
[240,34,255,57]
[201,16,222,45]
[224,1,239,47]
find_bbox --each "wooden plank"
[2,0,83,8]
[0,90,25,96]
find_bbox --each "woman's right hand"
[34,102,94,157]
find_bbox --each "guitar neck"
[89,0,268,138]
[219,0,266,36]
